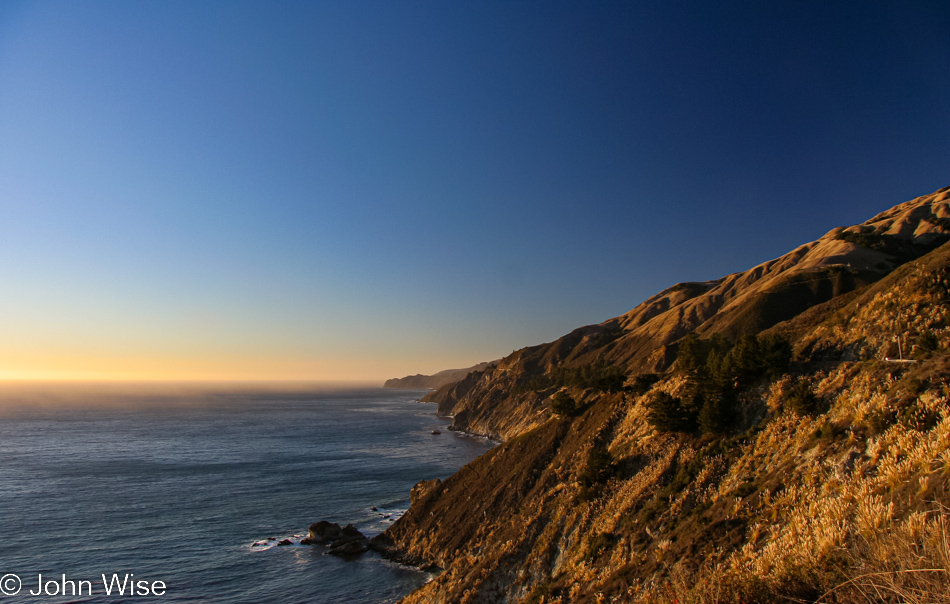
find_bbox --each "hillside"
[423,187,950,441]
[375,187,950,603]
[384,362,494,389]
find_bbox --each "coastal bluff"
[383,362,494,389]
[378,187,950,604]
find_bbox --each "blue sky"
[0,1,947,381]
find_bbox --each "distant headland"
[383,362,495,390]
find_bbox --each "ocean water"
[0,385,492,603]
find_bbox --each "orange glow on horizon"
[0,349,475,384]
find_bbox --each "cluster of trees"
[518,360,627,394]
[646,333,792,435]
[677,332,791,385]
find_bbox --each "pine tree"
[646,392,696,433]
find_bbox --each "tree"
[760,334,793,380]
[698,386,739,434]
[579,444,613,488]
[731,334,761,386]
[676,333,703,374]
[550,391,576,417]
[646,391,696,433]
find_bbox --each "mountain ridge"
[423,186,950,440]
[377,186,950,604]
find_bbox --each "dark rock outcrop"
[305,520,369,556]
[308,520,343,543]
[327,537,368,556]
[409,478,442,506]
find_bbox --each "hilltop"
[374,187,950,603]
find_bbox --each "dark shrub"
[630,373,661,395]
[550,391,576,417]
[698,387,739,434]
[787,380,824,416]
[580,445,614,488]
[916,329,939,354]
[646,391,697,433]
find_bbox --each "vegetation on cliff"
[377,188,950,603]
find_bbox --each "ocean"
[0,385,493,603]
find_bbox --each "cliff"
[424,187,950,440]
[377,187,950,603]
[383,362,494,389]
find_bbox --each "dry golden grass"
[606,261,950,604]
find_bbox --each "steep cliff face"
[380,188,950,604]
[427,187,950,440]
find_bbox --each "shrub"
[864,407,897,435]
[550,391,576,417]
[580,445,614,488]
[898,401,941,431]
[579,444,615,501]
[583,532,617,562]
[916,329,939,353]
[516,360,628,394]
[786,380,824,416]
[630,373,661,395]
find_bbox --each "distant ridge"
[383,362,494,389]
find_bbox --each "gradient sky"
[0,1,948,382]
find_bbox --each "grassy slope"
[380,244,950,604]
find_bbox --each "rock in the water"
[306,520,371,556]
[369,532,395,554]
[327,536,368,556]
[277,539,293,546]
[308,520,343,543]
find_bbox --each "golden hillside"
[377,187,950,603]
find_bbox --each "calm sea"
[0,385,492,603]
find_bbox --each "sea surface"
[0,384,493,603]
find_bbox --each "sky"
[0,1,947,382]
